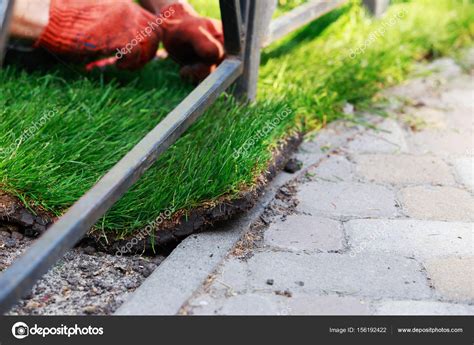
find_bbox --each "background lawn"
[0,0,472,238]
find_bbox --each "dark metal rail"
[0,0,14,66]
[363,0,390,17]
[263,0,349,47]
[0,0,389,313]
[219,0,245,56]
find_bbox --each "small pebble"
[283,158,303,174]
[124,281,139,289]
[83,305,99,314]
[275,289,292,298]
[83,246,96,255]
[19,211,34,226]
[25,300,42,311]
[4,238,17,248]
[0,230,11,238]
[11,231,24,241]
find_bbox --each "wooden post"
[363,0,390,17]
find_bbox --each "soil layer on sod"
[0,0,473,251]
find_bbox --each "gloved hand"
[160,3,225,83]
[35,0,162,70]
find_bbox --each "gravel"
[0,225,165,315]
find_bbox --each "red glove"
[35,0,162,70]
[160,3,225,83]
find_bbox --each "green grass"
[273,0,310,17]
[187,0,310,18]
[0,0,472,237]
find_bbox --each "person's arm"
[10,0,179,40]
[10,0,49,40]
[9,0,163,70]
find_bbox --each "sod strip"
[0,0,472,234]
[0,59,242,313]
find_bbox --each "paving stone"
[187,294,221,314]
[191,293,284,315]
[192,293,373,315]
[384,77,439,103]
[308,155,353,182]
[447,107,474,131]
[440,86,474,110]
[404,107,448,130]
[424,257,474,302]
[297,181,399,218]
[458,47,474,70]
[355,154,455,185]
[213,294,282,315]
[345,219,473,259]
[426,58,463,81]
[375,300,474,315]
[405,79,473,158]
[453,157,474,191]
[243,252,431,299]
[116,216,247,315]
[346,119,408,153]
[284,294,372,315]
[294,144,325,170]
[391,63,470,111]
[264,215,344,252]
[400,186,474,221]
[207,258,249,295]
[316,121,363,146]
[296,121,359,164]
[408,128,472,157]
